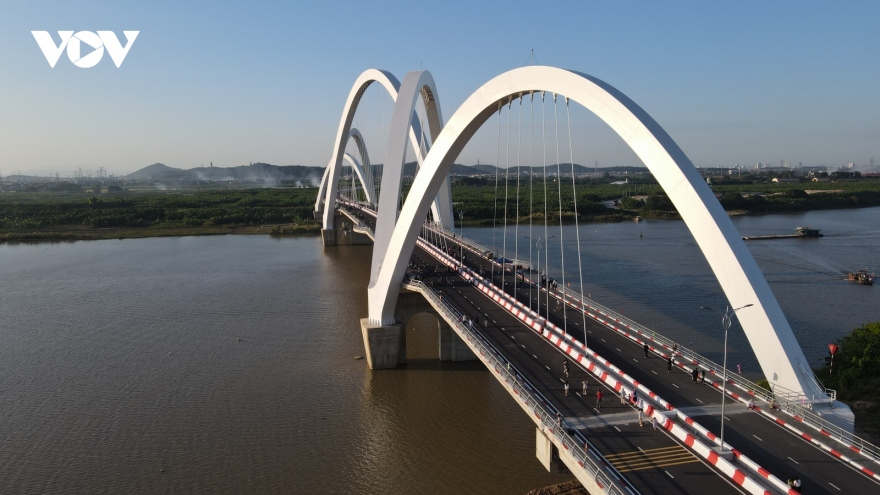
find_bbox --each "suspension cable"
[502,97,511,293]
[566,98,588,344]
[541,92,549,320]
[514,94,522,297]
[528,91,535,313]
[553,94,567,336]
[492,103,501,283]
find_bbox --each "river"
[0,206,877,494]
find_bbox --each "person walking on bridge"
[667,356,673,372]
[692,367,699,383]
[562,358,569,377]
[582,380,588,396]
[643,343,649,358]
[596,390,603,409]
[564,381,570,397]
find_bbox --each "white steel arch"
[342,153,373,204]
[368,65,828,403]
[315,69,453,230]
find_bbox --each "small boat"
[847,269,874,285]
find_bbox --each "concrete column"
[360,319,404,369]
[535,428,568,474]
[439,323,477,362]
[322,211,372,246]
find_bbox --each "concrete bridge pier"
[322,210,372,246]
[535,429,569,474]
[359,290,476,369]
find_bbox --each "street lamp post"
[524,236,540,314]
[458,210,466,268]
[701,303,753,453]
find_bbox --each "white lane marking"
[616,348,622,352]
[575,392,582,397]
[532,354,538,359]
[632,358,639,363]
[613,426,622,432]
[787,456,799,464]
[593,408,601,414]
[829,482,841,491]
[695,398,704,404]
[752,435,763,442]
[546,366,551,371]
[665,471,674,479]
[601,338,607,342]
[637,447,644,452]
[672,383,680,389]
[651,370,658,375]
[588,330,593,334]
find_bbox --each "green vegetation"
[814,322,880,437]
[443,177,880,224]
[0,188,321,242]
[2,176,879,242]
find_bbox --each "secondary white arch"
[347,128,375,204]
[371,70,445,283]
[368,65,826,402]
[315,69,453,231]
[342,152,373,204]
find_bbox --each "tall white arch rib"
[371,70,445,283]
[368,65,826,401]
[315,69,453,230]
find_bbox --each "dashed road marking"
[752,435,763,442]
[601,338,607,342]
[632,358,639,363]
[788,457,799,464]
[672,383,679,389]
[695,398,704,404]
[651,370,658,375]
[616,348,622,352]
[613,426,622,432]
[829,483,841,491]
[665,471,674,479]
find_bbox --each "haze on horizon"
[1,1,878,178]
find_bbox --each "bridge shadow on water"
[400,359,486,372]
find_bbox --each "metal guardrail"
[401,278,635,495]
[418,220,880,465]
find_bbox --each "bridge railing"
[551,283,880,463]
[401,278,635,495]
[417,219,880,465]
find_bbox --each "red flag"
[828,343,839,355]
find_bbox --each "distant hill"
[126,162,325,184]
[124,161,649,185]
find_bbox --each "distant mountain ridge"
[125,162,647,183]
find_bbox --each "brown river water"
[1,206,877,494]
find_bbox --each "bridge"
[313,66,880,494]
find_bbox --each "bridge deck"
[345,205,880,495]
[411,243,880,495]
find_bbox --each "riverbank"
[0,224,321,243]
[526,480,587,495]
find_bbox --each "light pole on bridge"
[701,303,753,454]
[458,210,466,268]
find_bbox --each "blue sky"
[1,1,878,177]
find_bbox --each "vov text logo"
[32,31,139,68]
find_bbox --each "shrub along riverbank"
[0,188,322,242]
[814,322,880,438]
